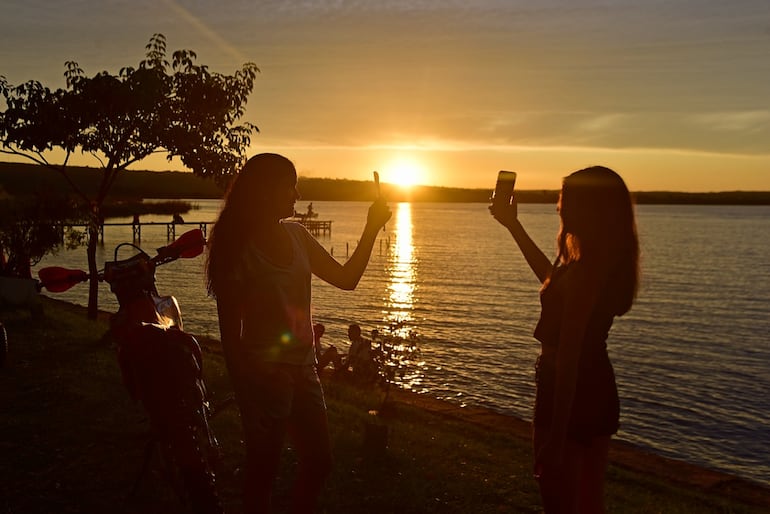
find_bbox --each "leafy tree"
[0,34,259,318]
[0,195,86,279]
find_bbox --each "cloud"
[161,0,251,65]
[574,113,629,134]
[689,110,770,132]
[259,107,770,158]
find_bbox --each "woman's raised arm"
[306,199,391,290]
[490,198,552,283]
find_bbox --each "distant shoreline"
[631,190,770,206]
[2,161,769,205]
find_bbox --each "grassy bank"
[1,297,768,513]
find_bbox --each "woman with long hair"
[206,153,391,513]
[491,166,639,513]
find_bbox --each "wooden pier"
[59,218,332,242]
[57,221,213,242]
[292,219,333,237]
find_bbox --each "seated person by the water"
[345,323,378,383]
[316,323,378,383]
[313,323,377,383]
[314,322,345,372]
[172,213,185,224]
[370,328,382,357]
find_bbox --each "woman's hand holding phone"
[367,171,391,232]
[490,170,519,228]
[492,170,516,208]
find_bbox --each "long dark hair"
[549,166,639,316]
[205,153,297,298]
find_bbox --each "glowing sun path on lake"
[383,202,426,392]
[385,203,416,334]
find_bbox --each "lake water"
[34,200,770,487]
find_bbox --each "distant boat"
[289,204,330,235]
[293,203,318,220]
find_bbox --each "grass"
[1,297,768,513]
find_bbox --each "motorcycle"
[39,229,223,514]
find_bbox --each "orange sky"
[2,1,769,192]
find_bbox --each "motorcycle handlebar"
[38,229,206,292]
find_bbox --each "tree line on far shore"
[1,161,768,205]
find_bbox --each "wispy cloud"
[256,132,770,160]
[161,0,252,65]
[689,111,770,132]
[265,107,770,156]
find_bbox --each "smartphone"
[492,170,517,208]
[373,171,385,231]
[373,171,381,197]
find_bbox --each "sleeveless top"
[234,222,315,365]
[532,264,620,440]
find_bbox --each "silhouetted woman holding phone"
[206,153,391,513]
[491,166,639,513]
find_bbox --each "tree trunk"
[86,207,100,320]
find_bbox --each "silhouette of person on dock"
[490,166,639,514]
[172,213,184,224]
[132,213,140,225]
[205,153,391,513]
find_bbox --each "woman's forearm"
[338,224,379,290]
[508,220,552,283]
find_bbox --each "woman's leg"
[242,420,287,514]
[237,364,295,514]
[287,366,333,514]
[533,426,581,514]
[576,436,611,514]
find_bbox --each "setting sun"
[381,157,426,188]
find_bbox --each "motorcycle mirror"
[38,267,89,292]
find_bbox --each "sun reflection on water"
[380,203,426,392]
[385,202,416,332]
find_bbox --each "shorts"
[233,361,327,443]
